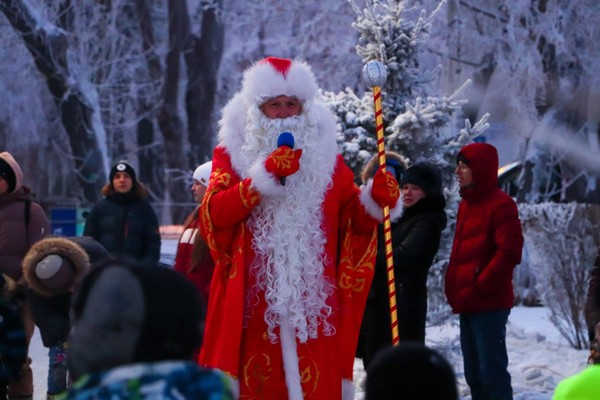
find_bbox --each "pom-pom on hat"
[241,57,319,105]
[399,163,443,197]
[109,160,137,186]
[193,161,212,186]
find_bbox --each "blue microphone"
[277,132,295,186]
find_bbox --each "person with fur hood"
[83,160,160,264]
[0,151,50,400]
[198,57,401,399]
[22,236,110,399]
[357,154,447,370]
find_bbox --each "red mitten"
[371,166,400,208]
[264,147,303,180]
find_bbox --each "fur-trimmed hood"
[22,237,95,296]
[361,151,408,184]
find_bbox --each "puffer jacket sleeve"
[141,202,161,265]
[83,203,100,240]
[475,199,523,294]
[28,202,50,246]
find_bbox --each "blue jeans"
[460,310,512,400]
[48,342,69,395]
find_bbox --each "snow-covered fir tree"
[322,0,488,182]
[321,0,489,323]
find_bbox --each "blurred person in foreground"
[173,161,215,306]
[0,151,50,399]
[83,160,160,265]
[358,157,447,370]
[198,56,401,399]
[60,258,235,399]
[552,320,600,400]
[445,142,523,400]
[365,342,458,400]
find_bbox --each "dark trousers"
[8,300,34,400]
[460,309,513,400]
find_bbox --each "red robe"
[199,146,377,399]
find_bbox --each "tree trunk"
[136,0,166,199]
[0,0,105,206]
[184,1,225,165]
[157,0,192,223]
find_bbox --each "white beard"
[242,107,337,343]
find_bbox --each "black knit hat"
[0,157,16,193]
[399,163,443,197]
[68,259,204,379]
[109,160,137,186]
[366,343,458,400]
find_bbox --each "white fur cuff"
[360,179,403,222]
[342,379,355,400]
[248,157,284,196]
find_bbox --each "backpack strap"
[24,199,31,226]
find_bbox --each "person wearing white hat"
[173,161,214,310]
[197,57,401,400]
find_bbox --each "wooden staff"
[362,60,399,346]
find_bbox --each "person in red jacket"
[445,142,523,400]
[173,161,214,306]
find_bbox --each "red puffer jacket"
[445,143,523,314]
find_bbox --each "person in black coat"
[83,160,161,264]
[22,236,110,398]
[358,160,447,370]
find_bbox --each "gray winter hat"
[68,259,204,379]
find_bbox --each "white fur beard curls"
[244,105,336,344]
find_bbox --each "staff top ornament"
[362,60,388,88]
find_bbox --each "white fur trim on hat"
[241,57,319,105]
[193,161,212,186]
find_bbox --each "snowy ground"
[352,306,588,400]
[30,305,588,399]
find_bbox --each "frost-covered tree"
[519,203,600,349]
[322,0,490,323]
[427,0,600,204]
[323,0,488,181]
[0,0,224,222]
